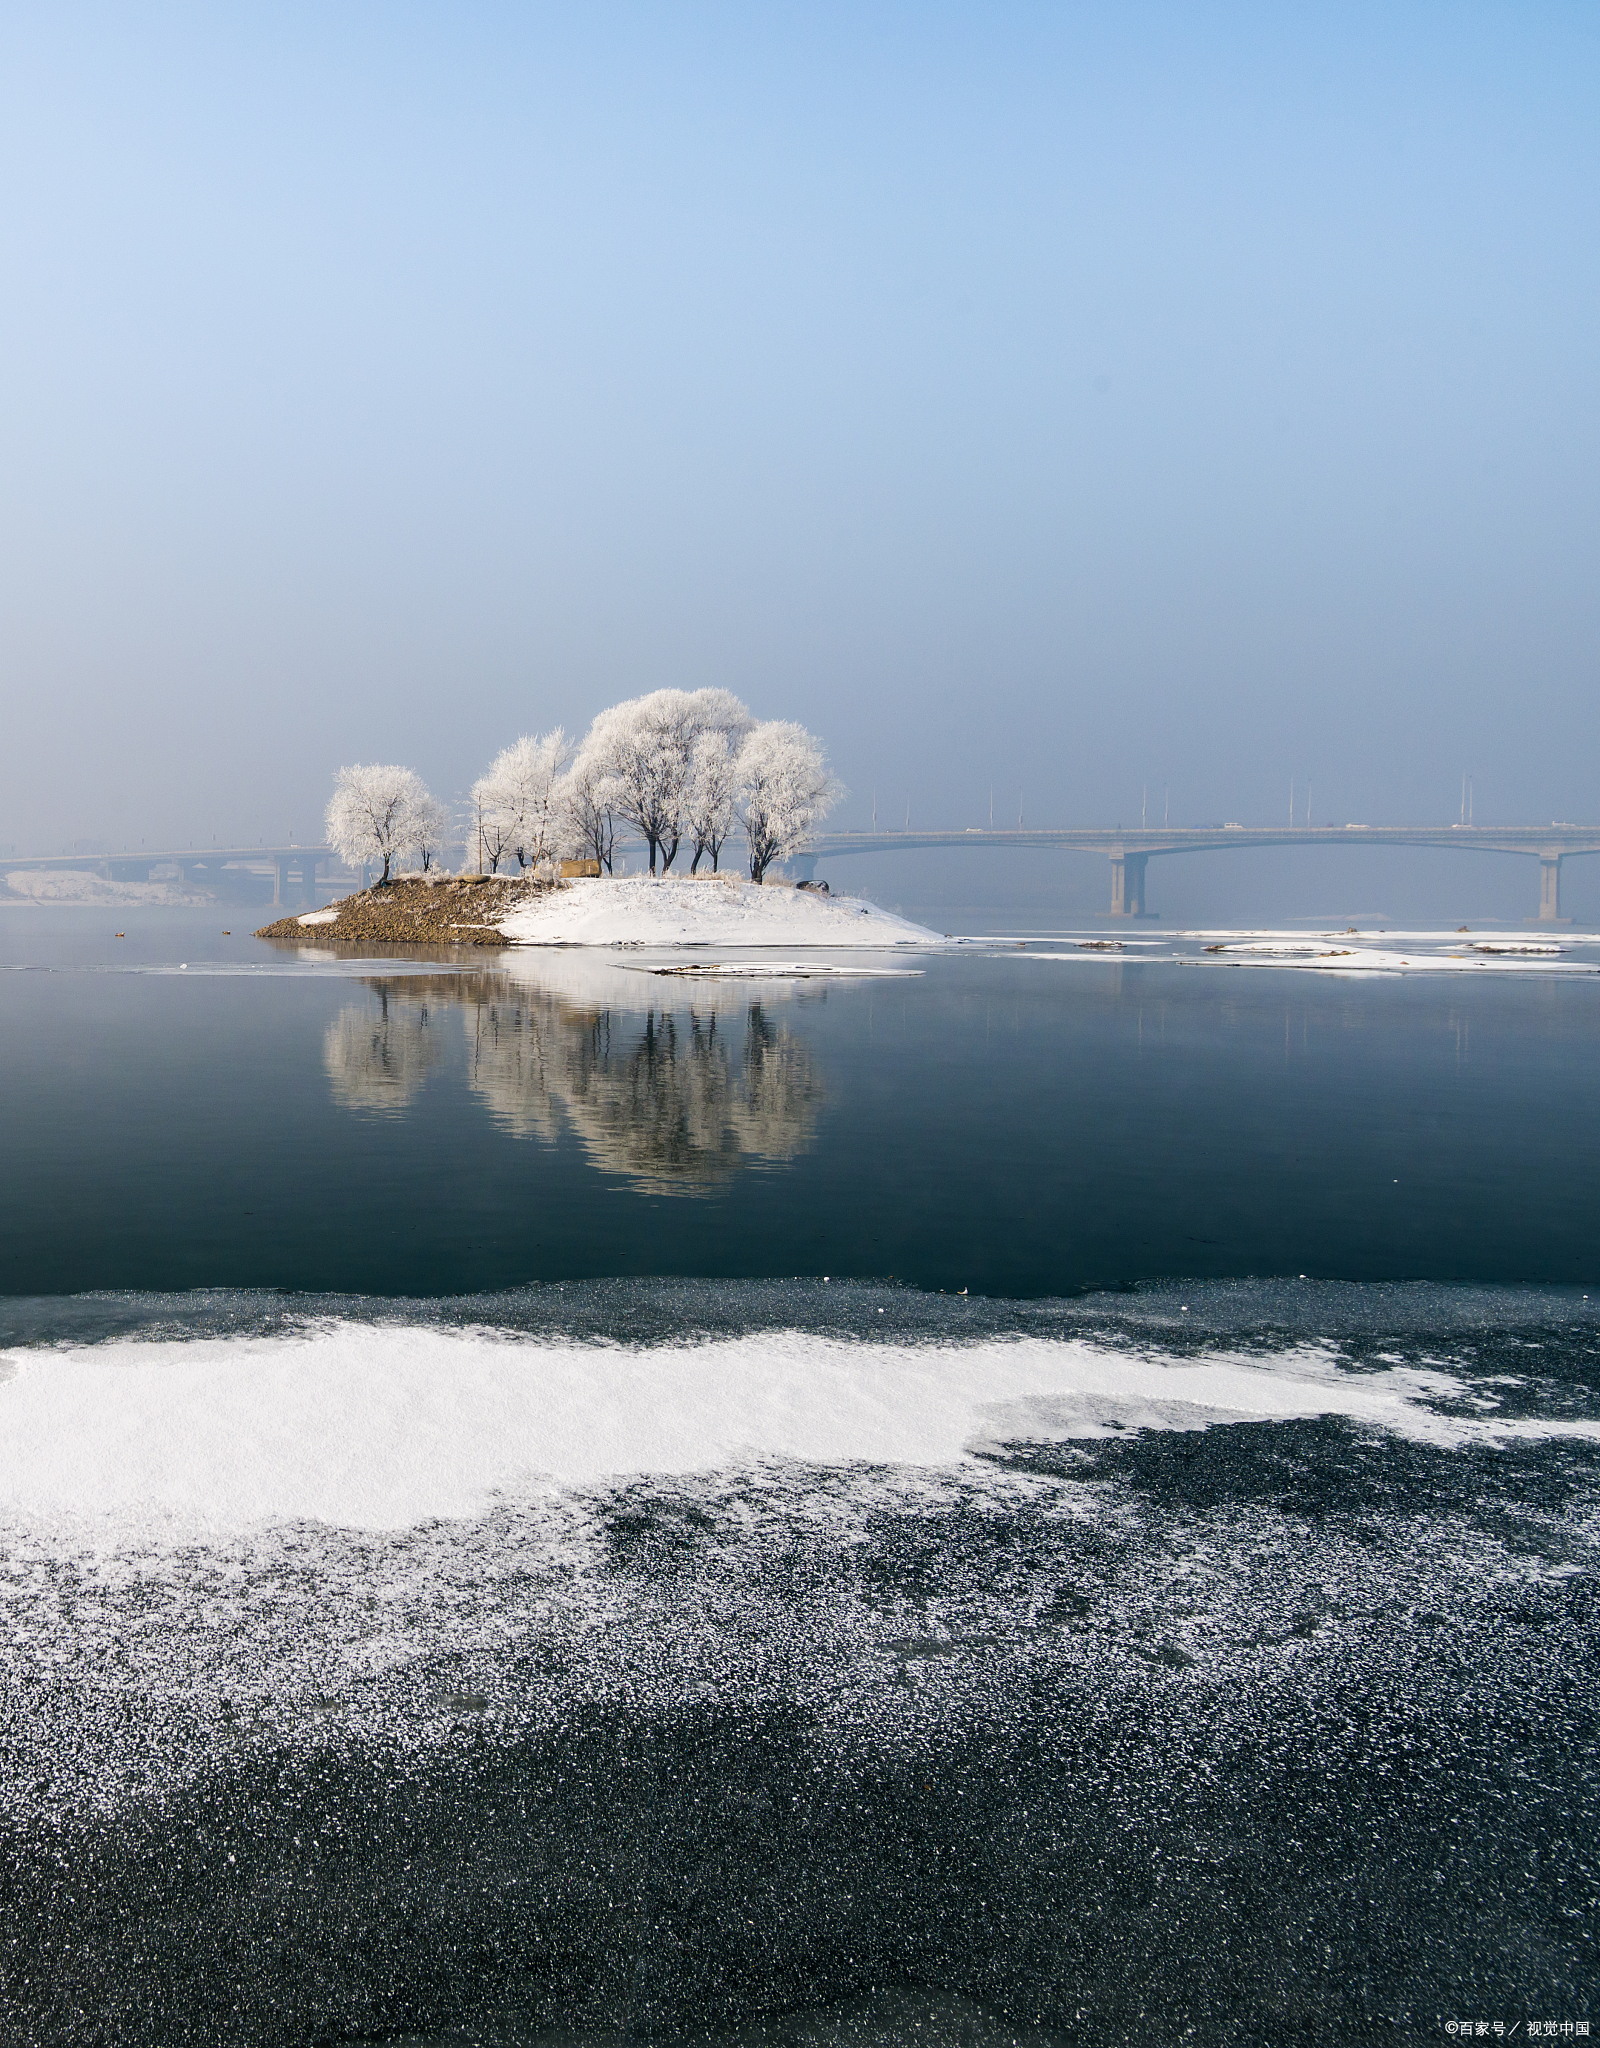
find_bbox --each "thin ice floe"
[641,959,921,979]
[3,1325,1594,1540]
[1017,927,1600,975]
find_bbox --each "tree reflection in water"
[323,985,445,1114]
[325,966,821,1194]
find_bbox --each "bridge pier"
[272,854,321,904]
[1109,853,1148,917]
[1538,855,1565,921]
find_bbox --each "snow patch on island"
[496,874,940,949]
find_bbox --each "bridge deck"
[805,825,1600,919]
[0,846,332,870]
[810,825,1600,858]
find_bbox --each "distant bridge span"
[801,825,1600,920]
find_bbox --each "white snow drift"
[2,1324,1592,1540]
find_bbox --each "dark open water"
[1,908,1596,2045]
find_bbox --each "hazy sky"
[2,2,1597,856]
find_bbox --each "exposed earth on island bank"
[255,872,550,946]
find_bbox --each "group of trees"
[325,690,842,885]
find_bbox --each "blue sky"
[2,3,1596,858]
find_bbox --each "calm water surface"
[3,908,1599,1294]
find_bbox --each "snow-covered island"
[261,872,940,949]
[321,690,848,893]
[262,687,942,948]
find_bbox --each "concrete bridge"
[0,846,335,905]
[799,824,1600,920]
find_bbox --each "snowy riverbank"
[4,869,215,908]
[496,874,940,948]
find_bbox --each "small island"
[256,687,940,948]
[257,870,938,948]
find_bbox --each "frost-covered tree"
[574,696,679,875]
[474,785,514,875]
[502,728,572,870]
[574,689,751,874]
[326,764,436,886]
[409,790,450,873]
[735,721,842,883]
[684,687,754,746]
[556,751,619,873]
[473,730,571,873]
[685,729,742,873]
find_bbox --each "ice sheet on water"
[4,1309,1597,1540]
[3,1277,1596,2043]
[2,1315,1594,1869]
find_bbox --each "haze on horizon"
[2,3,1597,919]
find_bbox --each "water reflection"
[326,960,823,1195]
[323,986,446,1114]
